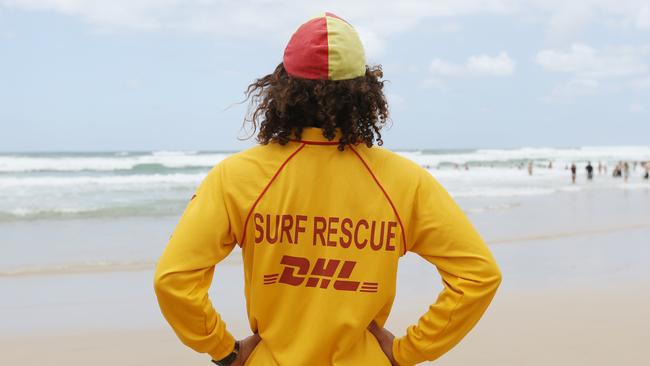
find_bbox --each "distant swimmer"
[527,161,533,176]
[571,163,577,184]
[586,161,594,180]
[613,161,622,178]
[548,161,553,169]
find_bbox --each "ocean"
[1,146,650,284]
[1,146,649,222]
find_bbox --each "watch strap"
[211,341,240,366]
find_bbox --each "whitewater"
[1,147,649,222]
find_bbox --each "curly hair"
[242,63,389,151]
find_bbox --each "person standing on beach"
[571,163,577,184]
[154,13,501,366]
[527,161,533,175]
[613,161,622,178]
[623,161,630,183]
[586,161,594,180]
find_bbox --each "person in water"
[154,13,501,366]
[586,161,594,180]
[571,163,577,184]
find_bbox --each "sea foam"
[0,148,648,221]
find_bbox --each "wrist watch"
[211,340,240,366]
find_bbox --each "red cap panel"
[283,17,329,80]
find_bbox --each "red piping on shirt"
[350,146,408,255]
[240,143,306,246]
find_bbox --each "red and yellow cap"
[283,12,366,81]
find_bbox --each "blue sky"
[1,0,649,151]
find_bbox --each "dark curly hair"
[242,63,389,151]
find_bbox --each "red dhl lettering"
[262,255,379,293]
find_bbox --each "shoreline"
[1,220,650,278]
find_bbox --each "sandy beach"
[3,286,649,365]
[1,186,649,365]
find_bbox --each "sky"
[1,0,649,152]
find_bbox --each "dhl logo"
[263,255,379,293]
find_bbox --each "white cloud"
[2,0,650,66]
[524,0,650,42]
[1,0,173,31]
[0,0,520,60]
[2,0,650,40]
[537,43,650,100]
[0,0,513,38]
[2,0,649,64]
[466,52,516,76]
[536,44,649,79]
[544,2,596,43]
[430,52,515,77]
[546,78,599,100]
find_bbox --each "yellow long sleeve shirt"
[154,128,501,365]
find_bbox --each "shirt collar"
[290,127,341,145]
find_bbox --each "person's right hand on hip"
[232,333,261,366]
[368,321,400,366]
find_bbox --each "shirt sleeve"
[392,169,502,366]
[153,164,237,361]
